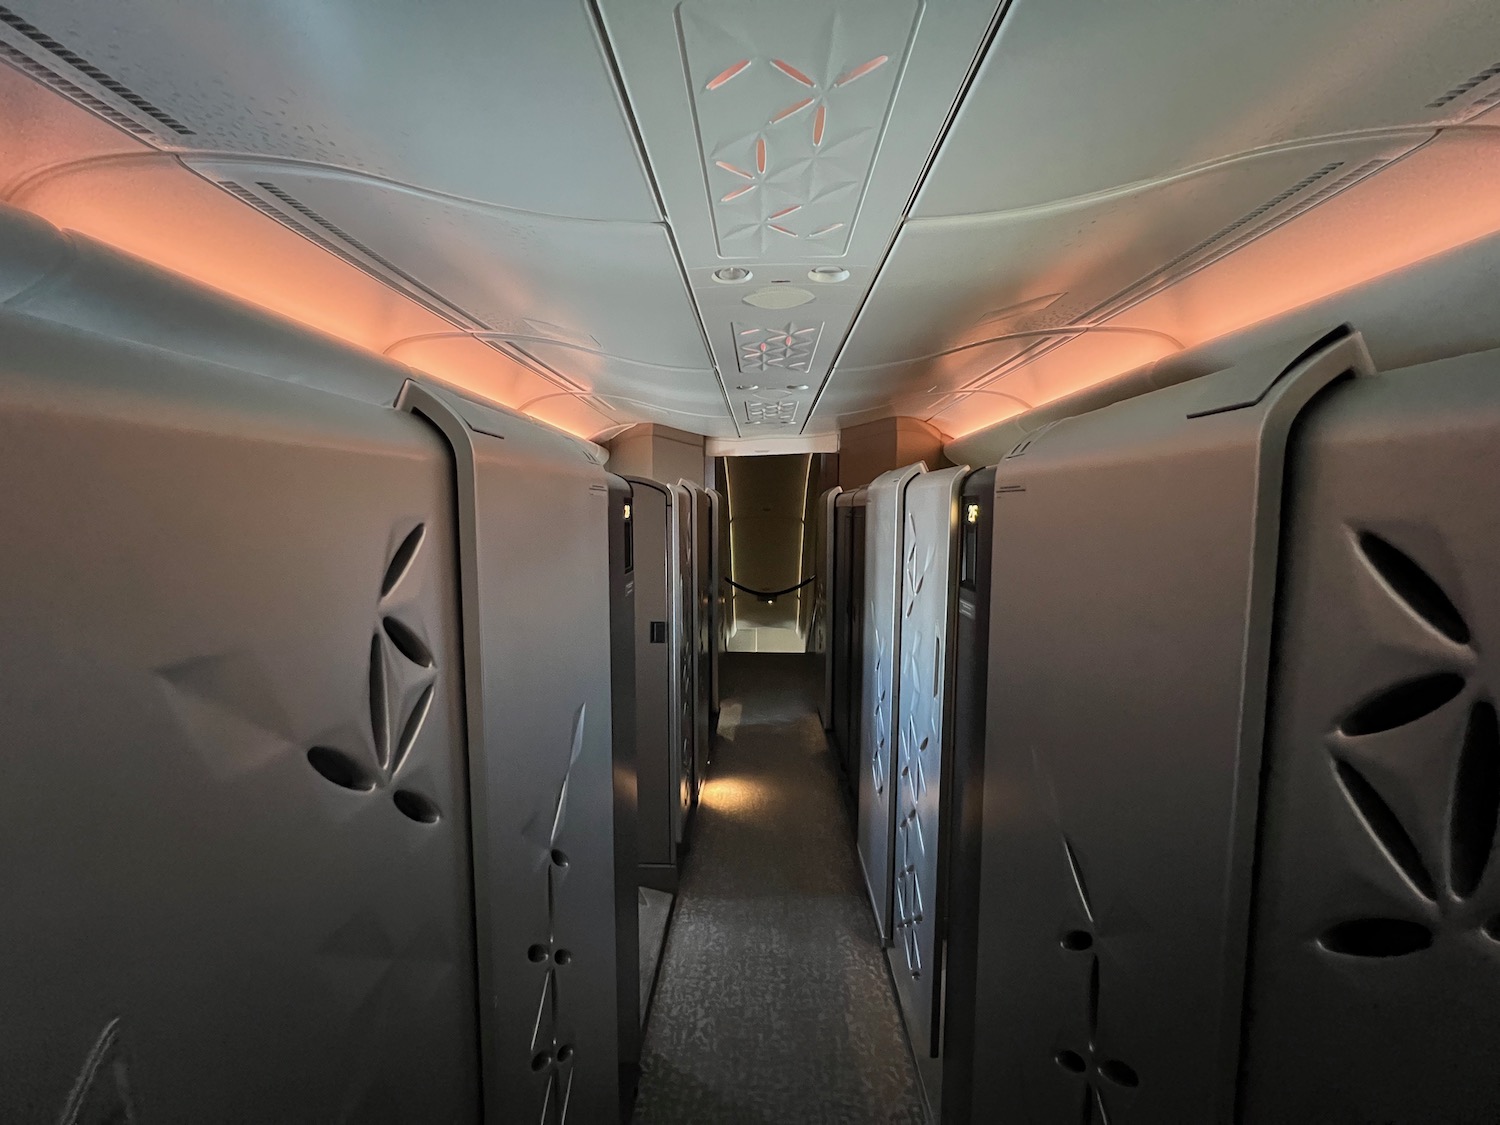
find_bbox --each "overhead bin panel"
[0,0,659,220]
[914,0,1500,218]
[0,312,480,1122]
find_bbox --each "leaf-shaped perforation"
[1319,918,1433,957]
[1333,758,1437,899]
[1339,673,1465,736]
[307,746,377,791]
[391,683,435,776]
[1064,835,1095,921]
[380,524,425,598]
[382,615,433,667]
[369,634,389,770]
[1358,531,1470,645]
[1087,955,1100,1034]
[1450,701,1500,899]
[392,789,440,824]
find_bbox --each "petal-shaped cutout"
[369,634,389,769]
[1100,1060,1139,1088]
[1358,532,1469,645]
[1087,955,1100,1034]
[392,789,440,824]
[1334,757,1437,899]
[381,524,425,598]
[382,615,433,668]
[308,746,376,791]
[1319,918,1433,957]
[1339,672,1465,736]
[1064,835,1095,920]
[1055,1049,1086,1073]
[1450,701,1500,899]
[391,682,435,777]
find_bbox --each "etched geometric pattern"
[520,704,589,1124]
[303,523,442,824]
[1319,531,1500,957]
[894,513,937,978]
[680,1,918,256]
[870,619,890,798]
[1052,837,1142,1123]
[735,322,822,373]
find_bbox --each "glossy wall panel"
[858,463,926,944]
[0,312,480,1122]
[607,474,641,1112]
[673,484,698,840]
[627,478,680,888]
[832,491,868,790]
[891,466,968,1062]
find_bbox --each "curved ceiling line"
[836,324,1184,373]
[910,122,1500,227]
[518,388,732,421]
[830,386,1035,423]
[384,330,710,373]
[5,149,666,228]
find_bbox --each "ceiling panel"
[599,0,1003,434]
[0,0,657,220]
[914,0,1500,217]
[818,0,1500,432]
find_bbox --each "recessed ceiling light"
[736,384,758,390]
[713,266,752,283]
[807,266,850,283]
[744,285,814,309]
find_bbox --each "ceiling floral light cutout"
[680,1,917,257]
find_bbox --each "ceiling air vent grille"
[0,4,192,136]
[213,179,476,330]
[1427,60,1500,113]
[745,399,798,425]
[0,40,154,139]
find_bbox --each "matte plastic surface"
[0,311,480,1122]
[400,382,622,1124]
[858,462,927,943]
[968,328,1371,1123]
[1242,351,1500,1123]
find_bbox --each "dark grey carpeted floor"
[632,653,926,1125]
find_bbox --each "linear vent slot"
[1427,60,1500,109]
[212,180,476,331]
[0,4,192,135]
[0,40,154,139]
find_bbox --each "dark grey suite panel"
[400,383,622,1125]
[0,312,480,1122]
[1242,352,1500,1124]
[968,326,1374,1124]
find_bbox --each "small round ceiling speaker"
[742,285,815,309]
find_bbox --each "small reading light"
[807,266,850,283]
[787,384,809,390]
[623,502,632,521]
[736,384,759,391]
[713,266,753,283]
[966,503,981,525]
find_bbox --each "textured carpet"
[632,654,926,1125]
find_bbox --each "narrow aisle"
[633,654,926,1124]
